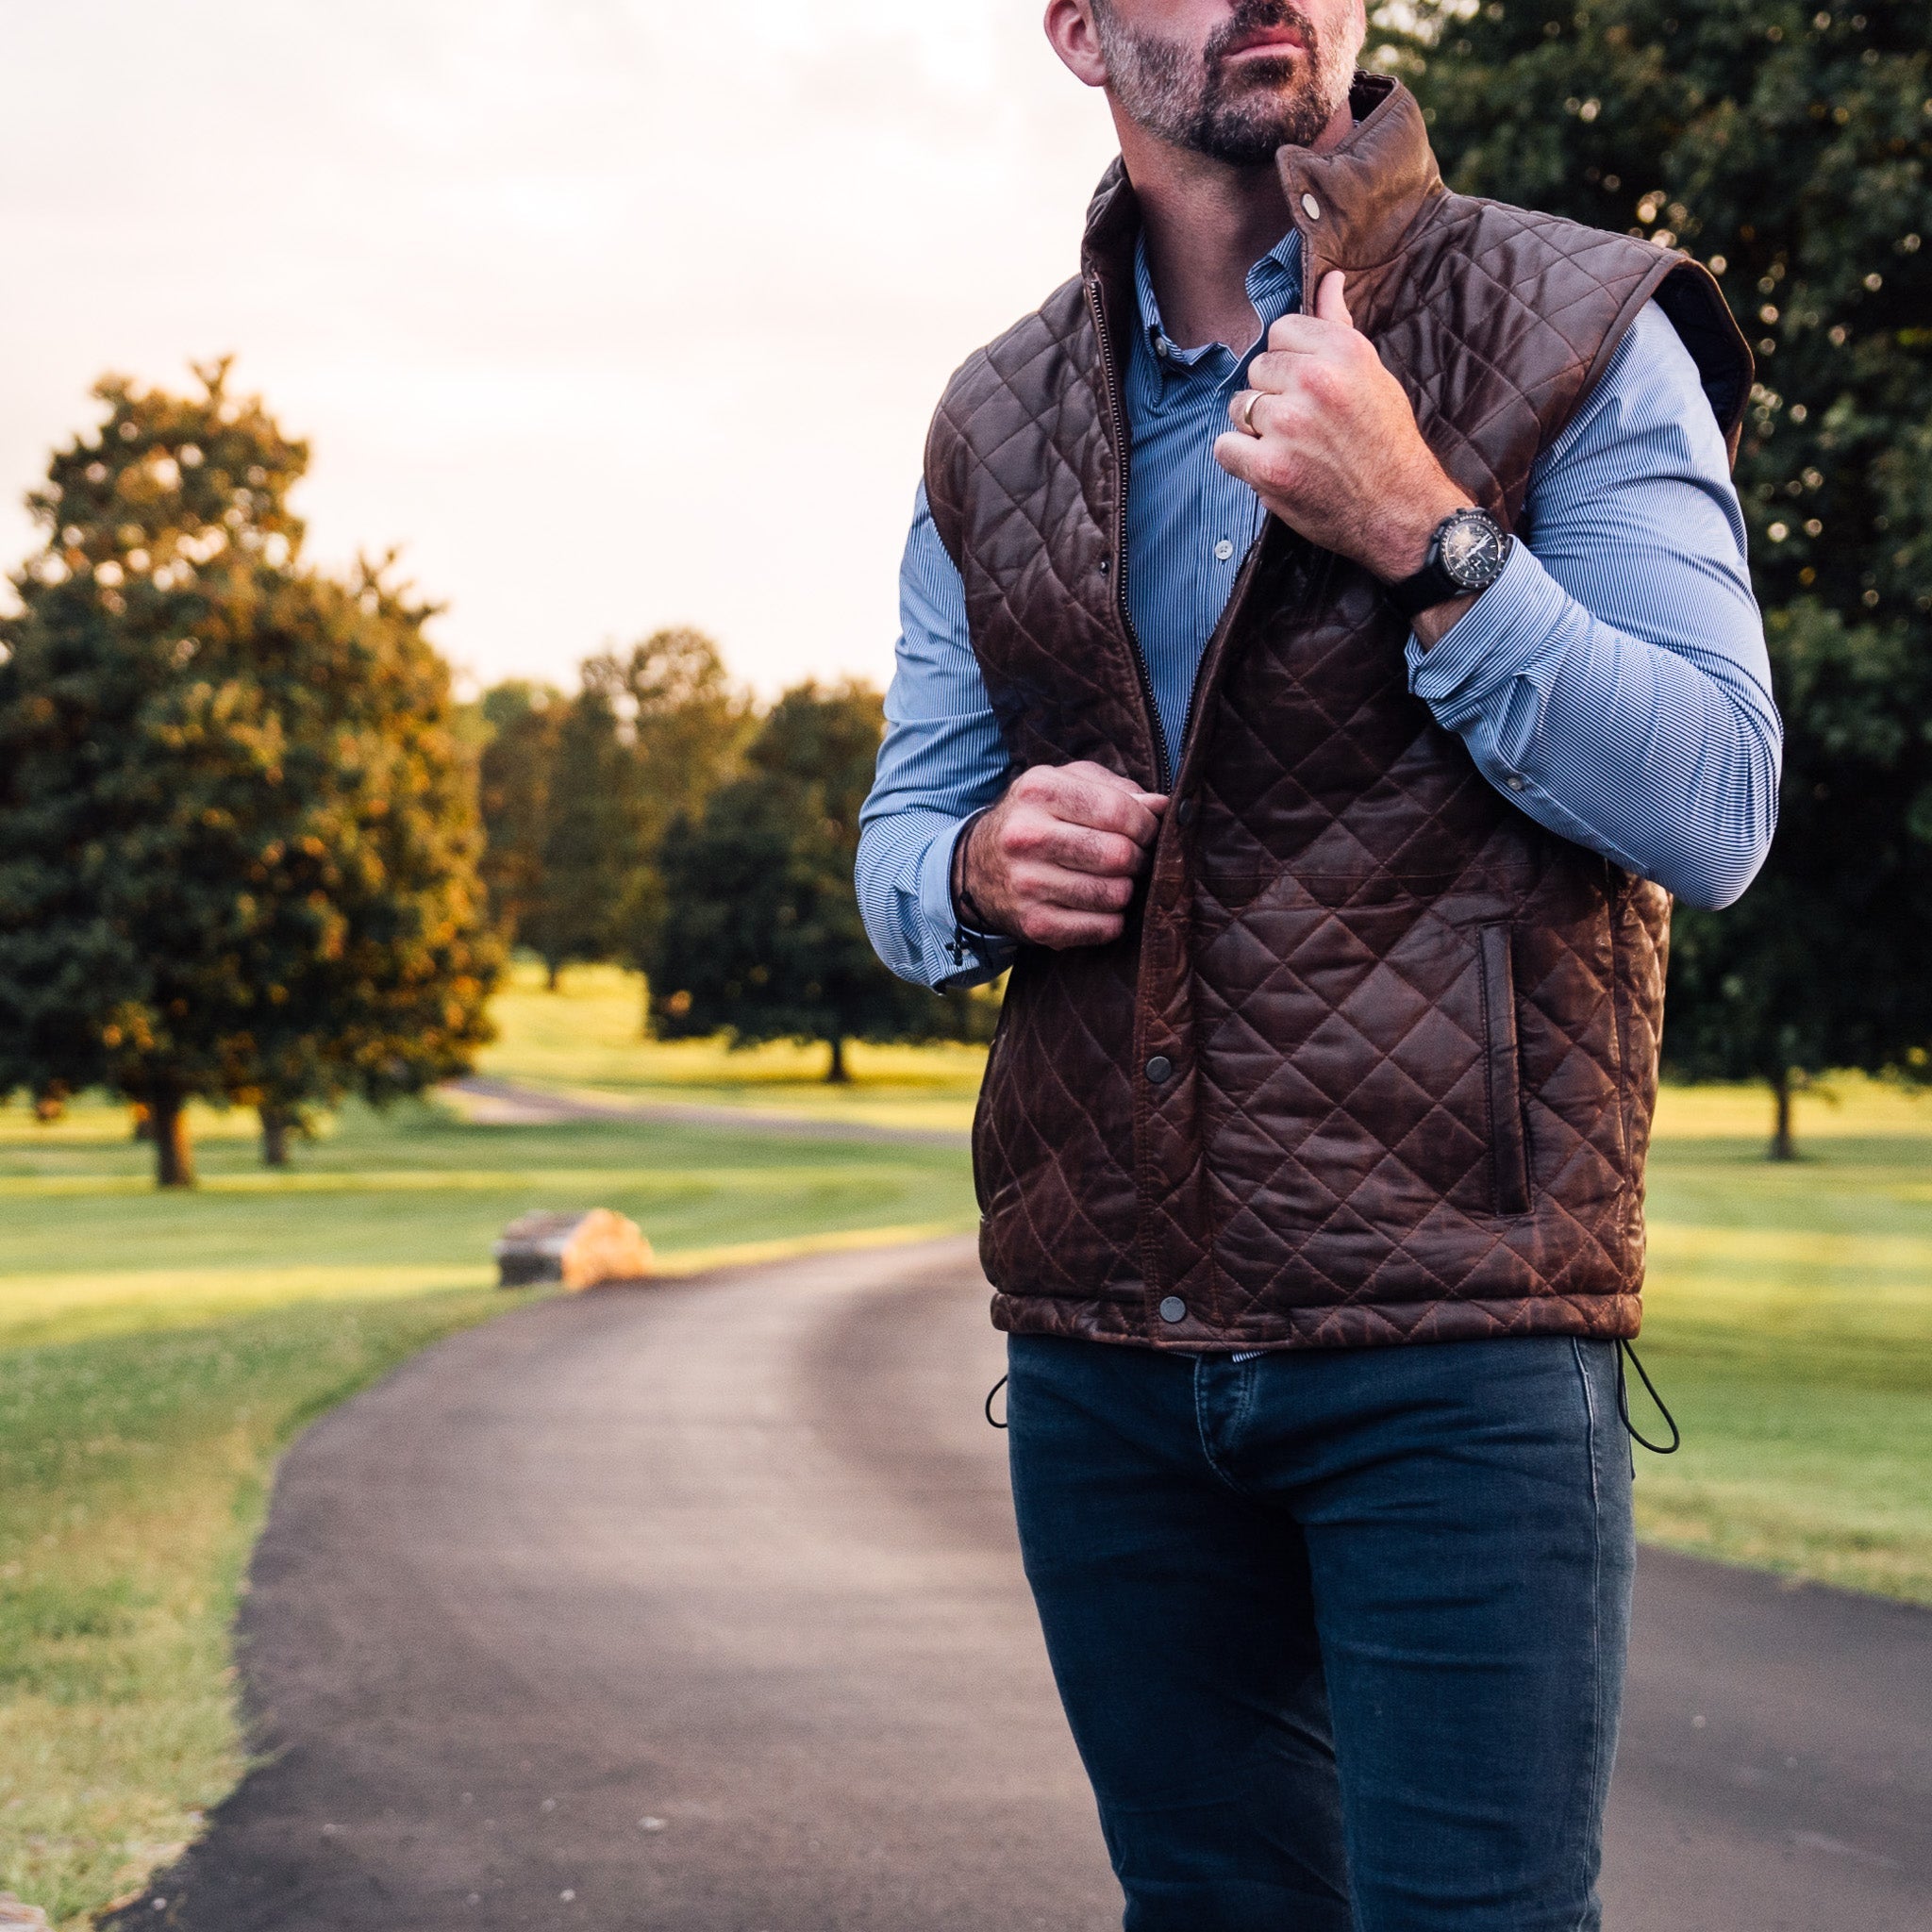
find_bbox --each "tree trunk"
[152,1090,196,1189]
[1769,1069,1797,1162]
[545,958,562,991]
[260,1104,293,1169]
[826,1036,850,1084]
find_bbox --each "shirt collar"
[1133,225,1305,369]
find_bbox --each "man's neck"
[1114,98,1354,354]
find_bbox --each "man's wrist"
[1370,485,1476,585]
[1410,592,1481,651]
[950,808,1004,937]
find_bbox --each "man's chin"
[1199,103,1329,164]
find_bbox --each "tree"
[0,362,501,1182]
[1378,2,1932,1154]
[516,682,639,988]
[648,681,970,1080]
[476,633,749,994]
[588,627,755,977]
[478,680,562,946]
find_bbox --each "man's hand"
[956,760,1168,950]
[1215,270,1474,589]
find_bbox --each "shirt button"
[1507,775,1525,791]
[1158,1296,1189,1324]
[1145,1055,1174,1084]
[1214,538,1235,561]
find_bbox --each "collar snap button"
[1301,192,1322,221]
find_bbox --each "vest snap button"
[1301,192,1322,221]
[1146,1055,1174,1084]
[1176,798,1196,827]
[1158,1296,1188,1324]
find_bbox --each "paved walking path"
[444,1074,968,1145]
[119,1241,1930,1931]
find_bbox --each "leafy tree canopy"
[477,680,562,958]
[1378,1,1932,1151]
[478,630,752,987]
[0,362,501,1182]
[589,627,756,971]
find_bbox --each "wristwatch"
[1389,507,1512,620]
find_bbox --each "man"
[857,2,1780,1925]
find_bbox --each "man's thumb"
[1315,269,1354,329]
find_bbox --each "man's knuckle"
[1260,453,1297,492]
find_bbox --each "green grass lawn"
[0,1092,974,1928]
[1633,1079,1932,1604]
[1,1022,1927,1929]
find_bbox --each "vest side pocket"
[1477,924,1532,1216]
[970,991,1016,1217]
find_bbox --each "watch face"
[1438,511,1508,591]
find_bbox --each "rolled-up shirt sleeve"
[1407,300,1782,910]
[857,485,1018,990]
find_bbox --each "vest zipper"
[1086,274,1174,794]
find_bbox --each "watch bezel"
[1432,508,1510,592]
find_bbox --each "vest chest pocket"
[1476,924,1532,1216]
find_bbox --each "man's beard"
[1092,0,1358,167]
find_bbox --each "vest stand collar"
[1275,74,1444,293]
[1080,75,1441,301]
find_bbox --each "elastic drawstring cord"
[985,1374,1008,1430]
[984,1354,1674,1447]
[1617,1339,1681,1455]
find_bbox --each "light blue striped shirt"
[858,226,1781,991]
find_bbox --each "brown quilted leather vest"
[925,75,1750,1353]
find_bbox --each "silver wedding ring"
[1234,389,1264,437]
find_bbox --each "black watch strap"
[1388,556,1468,622]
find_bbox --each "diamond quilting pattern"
[929,77,1749,1353]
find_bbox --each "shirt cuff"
[1405,538,1570,725]
[919,817,1017,983]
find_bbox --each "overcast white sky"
[0,1,1120,696]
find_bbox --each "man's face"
[1089,0,1365,165]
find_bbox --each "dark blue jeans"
[1007,1333,1634,1932]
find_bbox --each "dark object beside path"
[111,1242,1930,1931]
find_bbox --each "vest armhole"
[923,403,969,576]
[1575,255,1753,471]
[1648,262,1755,464]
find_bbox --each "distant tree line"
[0,367,992,1187]
[475,657,995,1083]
